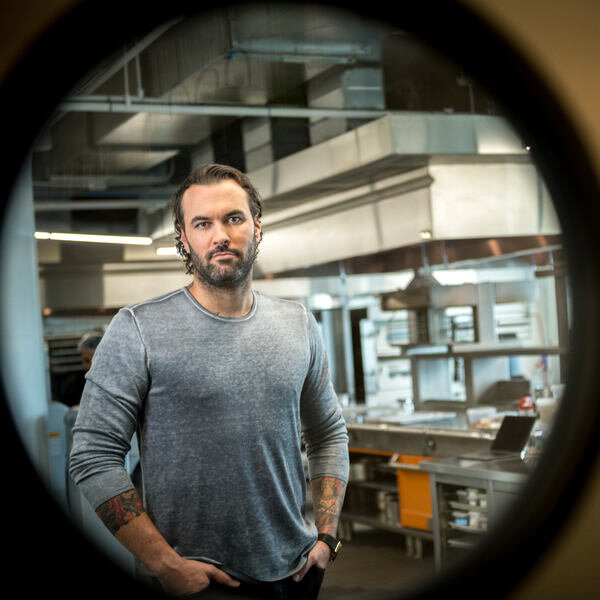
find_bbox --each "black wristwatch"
[317,533,342,562]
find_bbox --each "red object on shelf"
[519,396,534,411]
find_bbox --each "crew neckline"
[182,287,258,322]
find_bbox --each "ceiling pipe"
[34,156,176,191]
[232,39,373,57]
[58,96,389,119]
[71,18,183,97]
[34,199,168,212]
[46,18,183,130]
[34,174,174,190]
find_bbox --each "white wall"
[0,156,50,476]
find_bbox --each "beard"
[188,236,259,290]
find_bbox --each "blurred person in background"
[60,332,103,407]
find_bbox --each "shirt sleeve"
[69,307,149,509]
[300,309,349,483]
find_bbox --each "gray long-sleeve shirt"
[69,288,349,582]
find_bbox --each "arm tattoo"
[96,489,145,535]
[312,476,347,535]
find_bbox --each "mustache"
[207,244,243,260]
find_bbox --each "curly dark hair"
[171,164,263,274]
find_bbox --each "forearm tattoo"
[96,489,145,535]
[313,476,347,535]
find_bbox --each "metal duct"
[250,113,528,204]
[144,114,559,275]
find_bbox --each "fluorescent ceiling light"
[35,231,152,245]
[156,246,178,256]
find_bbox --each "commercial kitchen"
[3,4,569,598]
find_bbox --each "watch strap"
[317,533,342,562]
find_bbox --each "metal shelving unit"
[341,450,434,558]
[405,345,566,409]
[421,456,529,570]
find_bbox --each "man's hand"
[94,490,239,596]
[292,541,330,582]
[157,557,240,596]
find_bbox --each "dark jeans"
[195,567,324,600]
[142,567,325,600]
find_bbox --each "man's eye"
[228,216,243,224]
[195,221,209,228]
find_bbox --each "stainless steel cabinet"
[421,455,530,570]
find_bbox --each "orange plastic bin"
[394,454,434,531]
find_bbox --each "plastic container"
[452,510,469,526]
[519,395,536,416]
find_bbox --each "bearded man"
[69,164,349,600]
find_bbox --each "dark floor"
[319,527,436,600]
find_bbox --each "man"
[69,164,349,599]
[60,332,102,407]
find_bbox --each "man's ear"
[180,226,190,252]
[254,219,263,244]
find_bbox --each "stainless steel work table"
[341,407,529,559]
[344,407,495,458]
[420,454,532,570]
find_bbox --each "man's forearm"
[94,489,239,595]
[95,489,182,578]
[311,476,347,535]
[96,489,145,535]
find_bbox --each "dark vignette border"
[0,1,599,599]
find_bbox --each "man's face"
[81,349,94,372]
[179,180,262,289]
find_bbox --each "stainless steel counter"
[420,454,531,485]
[341,406,534,560]
[344,406,494,458]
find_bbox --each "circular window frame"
[1,1,599,598]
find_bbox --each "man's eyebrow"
[189,209,246,224]
[224,209,246,218]
[189,215,211,224]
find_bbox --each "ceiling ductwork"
[250,112,528,205]
[145,112,557,276]
[33,6,561,285]
[222,114,554,275]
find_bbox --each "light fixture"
[419,229,433,240]
[156,247,178,256]
[34,231,152,245]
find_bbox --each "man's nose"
[211,222,231,246]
